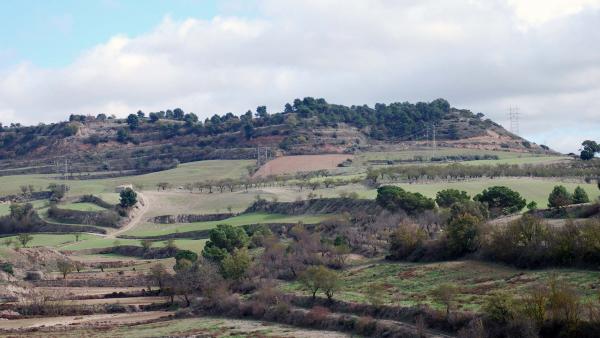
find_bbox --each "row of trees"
[376,185,528,217]
[155,175,363,194]
[366,162,600,185]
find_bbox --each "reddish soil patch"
[253,154,353,177]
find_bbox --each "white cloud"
[507,0,600,27]
[0,0,599,153]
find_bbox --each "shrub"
[449,200,489,222]
[174,250,198,271]
[431,283,458,317]
[446,214,481,256]
[483,215,549,268]
[355,316,377,336]
[526,201,538,211]
[0,262,14,275]
[547,277,581,325]
[573,186,590,204]
[306,306,330,324]
[548,185,572,209]
[483,292,517,324]
[387,222,427,260]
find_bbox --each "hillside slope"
[0,98,553,176]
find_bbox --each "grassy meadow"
[61,202,108,212]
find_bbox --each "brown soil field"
[254,154,353,177]
[0,311,173,330]
[59,296,169,306]
[35,287,143,297]
[3,316,351,337]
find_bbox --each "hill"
[0,98,552,177]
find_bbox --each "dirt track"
[108,192,148,238]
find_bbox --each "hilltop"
[0,98,552,177]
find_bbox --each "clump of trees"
[579,140,599,160]
[435,189,470,208]
[474,186,526,216]
[483,215,600,268]
[548,185,590,210]
[376,186,435,214]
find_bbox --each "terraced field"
[60,202,108,212]
[12,316,350,337]
[0,159,254,196]
[124,212,332,237]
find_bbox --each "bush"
[0,262,14,275]
[449,200,489,222]
[387,222,427,260]
[446,214,481,257]
[548,185,572,209]
[573,186,590,204]
[483,293,517,324]
[175,250,198,267]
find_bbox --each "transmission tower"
[257,147,270,166]
[508,106,520,135]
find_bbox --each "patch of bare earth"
[253,154,353,177]
[0,311,173,330]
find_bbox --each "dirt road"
[107,192,148,238]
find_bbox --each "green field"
[125,212,332,237]
[0,233,97,248]
[0,233,205,252]
[359,178,599,208]
[0,199,48,216]
[0,159,254,197]
[169,239,208,253]
[57,236,207,252]
[283,260,600,312]
[61,202,107,212]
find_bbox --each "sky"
[0,0,599,153]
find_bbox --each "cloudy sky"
[1,0,599,153]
